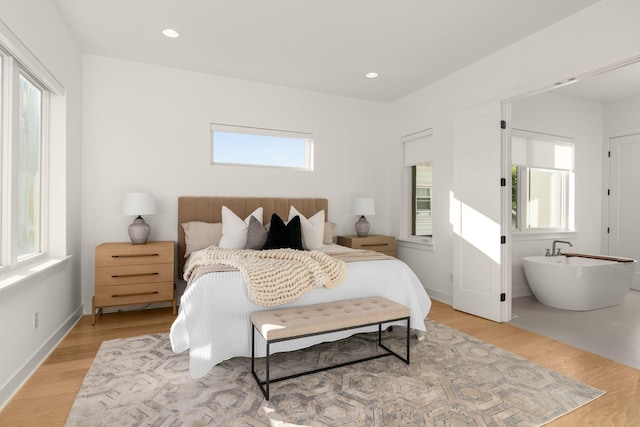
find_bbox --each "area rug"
[66,320,603,426]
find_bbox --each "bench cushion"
[251,296,410,341]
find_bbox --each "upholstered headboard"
[177,197,328,273]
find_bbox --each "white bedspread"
[170,246,431,378]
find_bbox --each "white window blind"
[402,129,433,167]
[511,129,573,171]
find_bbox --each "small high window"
[211,123,313,170]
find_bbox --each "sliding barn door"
[452,103,510,322]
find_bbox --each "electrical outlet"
[33,312,39,330]
[449,272,453,282]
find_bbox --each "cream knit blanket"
[184,247,348,306]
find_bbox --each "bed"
[169,196,431,378]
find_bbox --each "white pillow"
[181,221,223,258]
[289,206,325,250]
[323,222,337,244]
[219,206,263,249]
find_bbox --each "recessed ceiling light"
[366,72,379,79]
[162,28,180,38]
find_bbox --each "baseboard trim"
[0,304,83,411]
[425,288,452,306]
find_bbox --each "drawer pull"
[112,253,160,258]
[361,243,389,247]
[112,291,160,298]
[111,272,160,278]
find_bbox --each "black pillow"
[262,214,304,250]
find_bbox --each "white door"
[452,103,510,322]
[609,133,640,290]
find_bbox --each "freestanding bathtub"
[523,254,637,311]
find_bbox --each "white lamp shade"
[351,198,375,216]
[123,192,157,216]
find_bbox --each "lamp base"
[128,216,151,244]
[355,215,370,237]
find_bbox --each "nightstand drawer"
[95,241,174,267]
[95,263,174,286]
[337,235,397,257]
[94,282,174,307]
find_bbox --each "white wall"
[390,0,640,304]
[604,94,640,133]
[510,92,604,296]
[0,0,83,409]
[80,55,393,311]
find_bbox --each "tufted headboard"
[177,197,328,273]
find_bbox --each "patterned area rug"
[66,320,603,426]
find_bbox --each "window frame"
[411,163,433,237]
[400,128,434,247]
[210,123,314,171]
[511,129,575,233]
[17,70,49,262]
[0,32,56,275]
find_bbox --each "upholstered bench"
[251,296,411,400]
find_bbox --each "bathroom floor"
[510,290,640,370]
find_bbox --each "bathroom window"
[511,129,574,232]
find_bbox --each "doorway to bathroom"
[508,55,640,370]
[508,56,640,299]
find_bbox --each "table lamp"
[122,192,156,244]
[352,198,375,237]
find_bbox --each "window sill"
[511,230,577,241]
[0,255,72,293]
[397,237,435,251]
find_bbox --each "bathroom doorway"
[508,56,640,369]
[508,56,640,298]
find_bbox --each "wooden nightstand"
[337,235,397,257]
[92,241,176,324]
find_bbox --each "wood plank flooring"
[1,300,639,426]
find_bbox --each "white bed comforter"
[170,245,431,378]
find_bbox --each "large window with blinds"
[511,129,575,231]
[0,26,60,273]
[1,53,48,265]
[402,129,433,241]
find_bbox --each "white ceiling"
[53,0,601,102]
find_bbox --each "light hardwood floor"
[1,301,639,426]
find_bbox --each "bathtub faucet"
[552,240,573,256]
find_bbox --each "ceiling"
[53,0,602,103]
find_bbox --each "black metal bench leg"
[252,325,271,400]
[406,317,410,364]
[251,323,255,373]
[265,341,270,400]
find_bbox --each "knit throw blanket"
[184,247,348,306]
